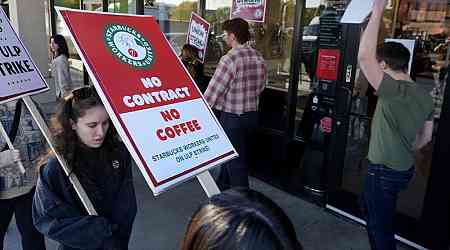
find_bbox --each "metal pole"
[196,171,220,197]
[198,0,206,17]
[285,0,305,139]
[136,0,144,15]
[49,0,56,36]
[445,40,450,67]
[391,0,400,37]
[103,0,108,12]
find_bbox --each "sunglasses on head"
[71,86,96,101]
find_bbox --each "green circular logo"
[104,24,154,68]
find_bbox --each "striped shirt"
[204,44,267,115]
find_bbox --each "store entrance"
[326,3,450,248]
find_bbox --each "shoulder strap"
[1,100,22,151]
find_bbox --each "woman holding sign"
[0,100,46,250]
[32,86,137,250]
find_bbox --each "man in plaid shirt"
[204,18,267,190]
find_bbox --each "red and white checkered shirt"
[204,45,267,115]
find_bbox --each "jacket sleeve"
[32,157,117,249]
[55,57,72,93]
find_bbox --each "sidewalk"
[4,164,412,250]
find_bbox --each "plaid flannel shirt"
[204,45,267,115]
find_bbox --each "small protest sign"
[0,8,48,104]
[187,13,210,63]
[230,0,266,23]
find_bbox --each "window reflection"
[54,0,84,87]
[107,0,137,13]
[342,0,450,220]
[145,0,198,56]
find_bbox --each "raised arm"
[358,0,387,91]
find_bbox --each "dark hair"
[42,86,118,170]
[182,188,303,250]
[223,18,250,44]
[376,41,410,72]
[181,44,199,60]
[51,34,70,58]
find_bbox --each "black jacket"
[33,144,137,250]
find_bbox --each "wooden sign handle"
[196,170,220,198]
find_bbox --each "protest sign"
[0,8,97,215]
[187,12,210,63]
[57,8,237,195]
[230,0,266,23]
[0,8,48,104]
[0,7,50,174]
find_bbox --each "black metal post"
[103,0,108,12]
[49,0,56,36]
[420,68,450,249]
[136,0,144,15]
[198,0,206,17]
[285,0,305,139]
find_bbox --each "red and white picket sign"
[230,0,267,23]
[187,12,210,63]
[57,8,237,195]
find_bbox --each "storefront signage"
[230,0,266,23]
[0,8,48,103]
[316,49,341,81]
[57,8,237,195]
[187,13,210,63]
[320,117,332,133]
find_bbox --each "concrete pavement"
[4,165,412,250]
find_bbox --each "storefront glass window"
[108,0,137,13]
[54,0,84,86]
[144,0,199,56]
[341,0,449,221]
[204,0,302,130]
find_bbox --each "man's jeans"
[216,111,258,190]
[361,163,414,250]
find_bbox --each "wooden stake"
[196,170,220,198]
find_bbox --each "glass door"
[327,0,449,249]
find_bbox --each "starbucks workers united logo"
[104,24,154,68]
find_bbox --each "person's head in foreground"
[182,188,303,250]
